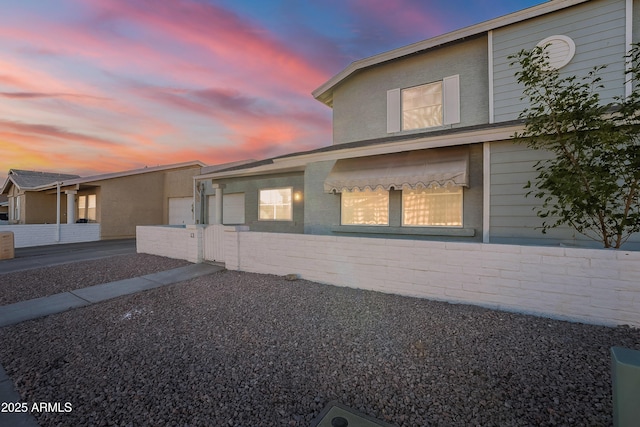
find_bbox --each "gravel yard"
[0,254,190,305]
[1,261,639,426]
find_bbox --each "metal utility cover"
[311,401,396,427]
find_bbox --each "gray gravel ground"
[0,254,190,305]
[1,266,639,426]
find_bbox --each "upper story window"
[259,188,292,221]
[402,82,442,130]
[387,75,459,133]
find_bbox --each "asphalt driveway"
[0,239,136,274]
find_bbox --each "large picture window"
[341,188,389,225]
[78,194,97,221]
[402,186,462,227]
[402,81,443,130]
[259,188,292,221]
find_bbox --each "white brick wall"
[136,225,199,263]
[135,226,640,328]
[228,232,640,328]
[0,224,100,248]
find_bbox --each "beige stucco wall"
[24,191,58,224]
[92,173,165,239]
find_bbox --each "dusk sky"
[1,0,546,182]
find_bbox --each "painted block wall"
[493,0,628,123]
[224,230,640,328]
[0,224,101,248]
[332,36,489,145]
[136,225,201,263]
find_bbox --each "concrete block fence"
[0,224,100,248]
[138,225,640,328]
[136,225,203,263]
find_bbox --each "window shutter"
[387,88,401,133]
[443,75,460,125]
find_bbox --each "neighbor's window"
[78,194,97,221]
[402,186,462,226]
[259,188,292,221]
[402,81,443,130]
[341,188,389,226]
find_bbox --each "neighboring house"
[195,0,640,250]
[1,162,205,239]
[1,170,81,224]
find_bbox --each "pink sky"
[0,0,544,182]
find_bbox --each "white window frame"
[259,187,293,221]
[78,194,96,221]
[387,74,460,133]
[341,188,389,226]
[401,81,443,131]
[402,186,463,227]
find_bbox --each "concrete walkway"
[0,262,223,427]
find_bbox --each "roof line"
[198,120,525,179]
[312,0,589,106]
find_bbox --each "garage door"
[168,197,193,225]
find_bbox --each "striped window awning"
[323,147,469,193]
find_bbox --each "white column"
[65,190,77,224]
[213,184,224,225]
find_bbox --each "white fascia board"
[313,0,590,105]
[203,124,525,180]
[196,164,306,180]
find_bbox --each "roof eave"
[312,0,590,107]
[198,122,525,180]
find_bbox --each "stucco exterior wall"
[331,36,489,145]
[93,172,165,239]
[23,192,58,224]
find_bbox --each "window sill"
[331,225,475,237]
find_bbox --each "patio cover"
[323,147,469,193]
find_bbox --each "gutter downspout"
[56,181,61,242]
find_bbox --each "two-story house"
[194,0,640,250]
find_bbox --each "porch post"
[213,184,225,225]
[65,190,77,224]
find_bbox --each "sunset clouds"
[0,0,543,181]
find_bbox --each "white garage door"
[168,197,193,225]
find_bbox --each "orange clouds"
[0,0,335,182]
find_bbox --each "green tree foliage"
[509,44,640,249]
